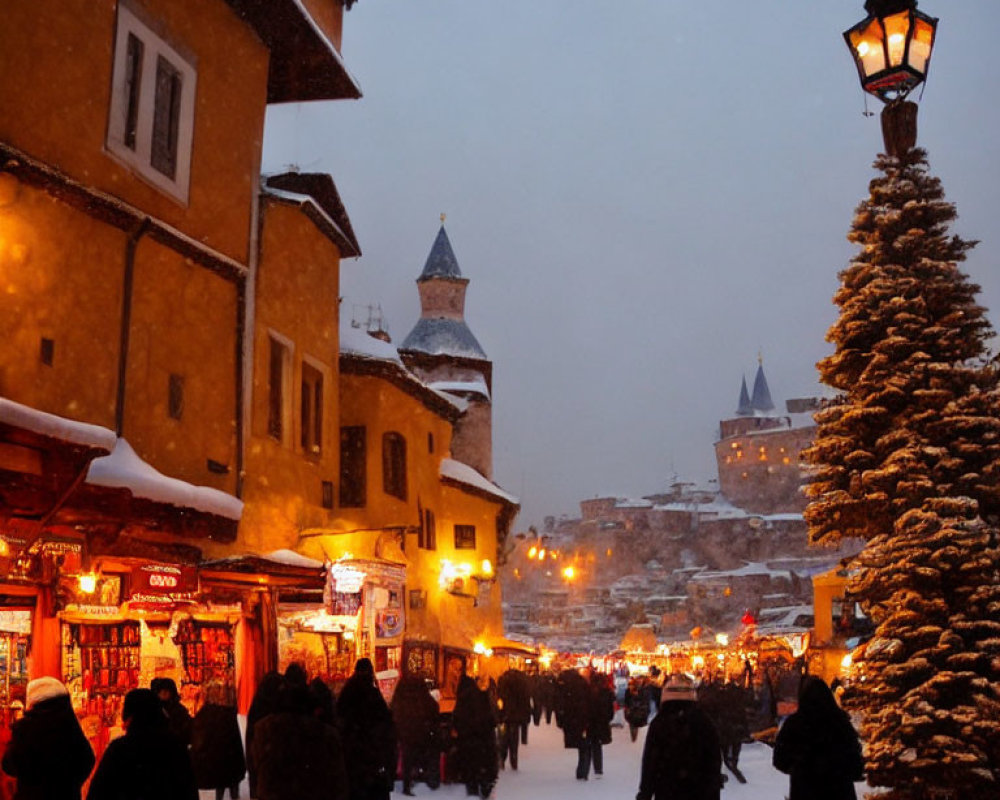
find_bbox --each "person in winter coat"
[451,674,498,798]
[719,681,750,783]
[251,680,349,800]
[390,676,441,795]
[336,659,397,800]
[245,670,283,798]
[189,682,246,800]
[636,674,722,800]
[623,677,651,742]
[646,666,663,714]
[577,670,615,780]
[151,677,192,747]
[496,668,531,769]
[86,688,198,800]
[772,675,863,800]
[554,668,589,778]
[1,677,95,800]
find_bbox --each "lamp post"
[843,0,938,155]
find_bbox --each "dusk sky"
[263,1,1000,530]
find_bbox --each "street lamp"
[843,0,938,155]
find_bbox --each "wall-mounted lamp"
[78,572,98,594]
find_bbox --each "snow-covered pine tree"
[804,146,1000,799]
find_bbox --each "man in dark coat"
[336,659,396,800]
[554,668,591,779]
[773,676,863,800]
[251,681,349,800]
[86,688,198,800]
[151,677,192,747]
[245,670,283,798]
[496,668,531,769]
[624,677,651,742]
[1,677,95,800]
[189,683,246,800]
[578,670,615,779]
[390,676,440,795]
[636,674,722,800]
[451,674,498,798]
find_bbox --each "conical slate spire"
[400,222,487,361]
[751,361,775,412]
[736,376,753,416]
[419,226,463,281]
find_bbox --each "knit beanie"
[26,676,69,709]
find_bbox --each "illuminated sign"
[131,564,197,596]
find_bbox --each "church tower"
[399,221,494,478]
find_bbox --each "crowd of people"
[0,658,862,800]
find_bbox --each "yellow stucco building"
[0,0,521,738]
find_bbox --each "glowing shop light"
[78,573,98,594]
[715,633,730,646]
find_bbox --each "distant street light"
[844,0,938,154]
[562,566,576,581]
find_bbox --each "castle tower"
[736,376,753,416]
[399,221,494,477]
[750,358,775,413]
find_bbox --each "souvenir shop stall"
[319,556,406,699]
[198,551,327,712]
[56,558,235,760]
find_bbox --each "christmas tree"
[804,146,1000,799]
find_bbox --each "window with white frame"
[107,3,197,203]
[300,360,324,457]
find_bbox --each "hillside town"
[502,364,865,674]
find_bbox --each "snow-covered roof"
[738,412,816,435]
[339,318,402,363]
[0,398,118,452]
[427,378,490,401]
[244,0,361,103]
[439,458,519,505]
[689,561,793,582]
[399,317,488,360]
[87,439,243,520]
[262,175,360,258]
[615,498,654,509]
[263,549,325,569]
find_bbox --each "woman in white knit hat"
[1,676,95,800]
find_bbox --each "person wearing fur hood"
[1,677,95,800]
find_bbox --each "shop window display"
[61,621,142,760]
[172,618,235,688]
[0,608,32,729]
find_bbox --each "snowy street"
[387,719,786,800]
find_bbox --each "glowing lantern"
[844,0,938,103]
[562,566,575,581]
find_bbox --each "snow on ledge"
[427,378,491,401]
[440,458,519,505]
[87,439,243,520]
[0,398,117,452]
[264,549,324,569]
